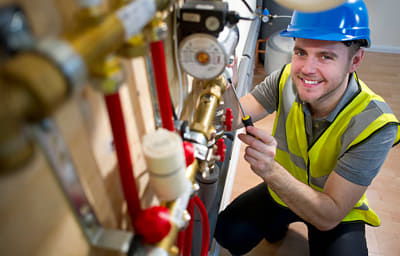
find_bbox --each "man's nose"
[301,57,317,74]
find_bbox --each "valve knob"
[134,206,171,244]
[224,108,233,131]
[217,138,226,162]
[183,141,195,166]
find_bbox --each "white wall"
[225,0,257,57]
[228,0,400,53]
[365,0,400,53]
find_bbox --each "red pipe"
[181,198,195,256]
[194,195,210,256]
[104,93,142,227]
[150,40,175,131]
[150,39,209,255]
[176,228,185,255]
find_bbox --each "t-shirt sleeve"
[334,124,398,186]
[250,69,281,114]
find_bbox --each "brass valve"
[190,76,227,141]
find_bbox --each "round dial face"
[178,33,227,80]
[205,16,220,32]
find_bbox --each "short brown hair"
[342,40,365,57]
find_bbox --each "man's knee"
[308,222,367,256]
[214,211,263,255]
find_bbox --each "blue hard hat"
[280,0,371,47]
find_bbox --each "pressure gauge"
[178,33,227,80]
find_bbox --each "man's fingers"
[244,126,276,146]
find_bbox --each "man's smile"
[299,77,323,88]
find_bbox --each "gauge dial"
[178,33,227,80]
[205,16,220,32]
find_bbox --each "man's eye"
[322,55,333,60]
[295,51,305,56]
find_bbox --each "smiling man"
[214,0,400,255]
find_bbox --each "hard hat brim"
[280,29,370,48]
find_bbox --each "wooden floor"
[219,52,400,256]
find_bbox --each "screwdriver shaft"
[229,82,256,137]
[230,83,247,117]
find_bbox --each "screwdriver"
[229,79,255,136]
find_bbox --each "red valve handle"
[134,206,171,244]
[224,108,233,131]
[217,138,226,162]
[183,141,195,167]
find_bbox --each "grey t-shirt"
[251,69,397,186]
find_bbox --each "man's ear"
[349,48,365,73]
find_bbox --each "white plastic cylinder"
[142,128,189,201]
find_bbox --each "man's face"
[291,38,355,107]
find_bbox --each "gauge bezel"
[178,33,227,80]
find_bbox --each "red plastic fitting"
[134,206,171,244]
[224,108,233,131]
[183,141,195,167]
[217,138,226,162]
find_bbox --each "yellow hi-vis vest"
[270,64,400,226]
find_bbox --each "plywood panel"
[0,0,181,254]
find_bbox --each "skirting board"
[367,45,400,54]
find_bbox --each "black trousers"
[214,183,368,255]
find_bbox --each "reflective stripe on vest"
[269,64,400,226]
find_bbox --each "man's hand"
[238,125,277,180]
[238,125,368,231]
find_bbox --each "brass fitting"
[117,33,147,58]
[155,210,180,255]
[1,52,69,121]
[155,0,174,10]
[155,159,199,254]
[74,1,109,29]
[0,81,33,171]
[66,14,125,67]
[117,11,168,58]
[68,0,173,64]
[90,55,124,94]
[190,76,227,140]
[0,0,173,170]
[110,0,132,10]
[154,76,227,253]
[0,52,69,170]
[149,13,169,42]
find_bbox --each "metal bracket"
[32,118,134,254]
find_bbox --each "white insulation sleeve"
[116,0,156,40]
[142,128,189,201]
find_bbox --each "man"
[214,0,400,255]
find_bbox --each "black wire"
[241,0,254,14]
[240,16,258,21]
[170,95,178,120]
